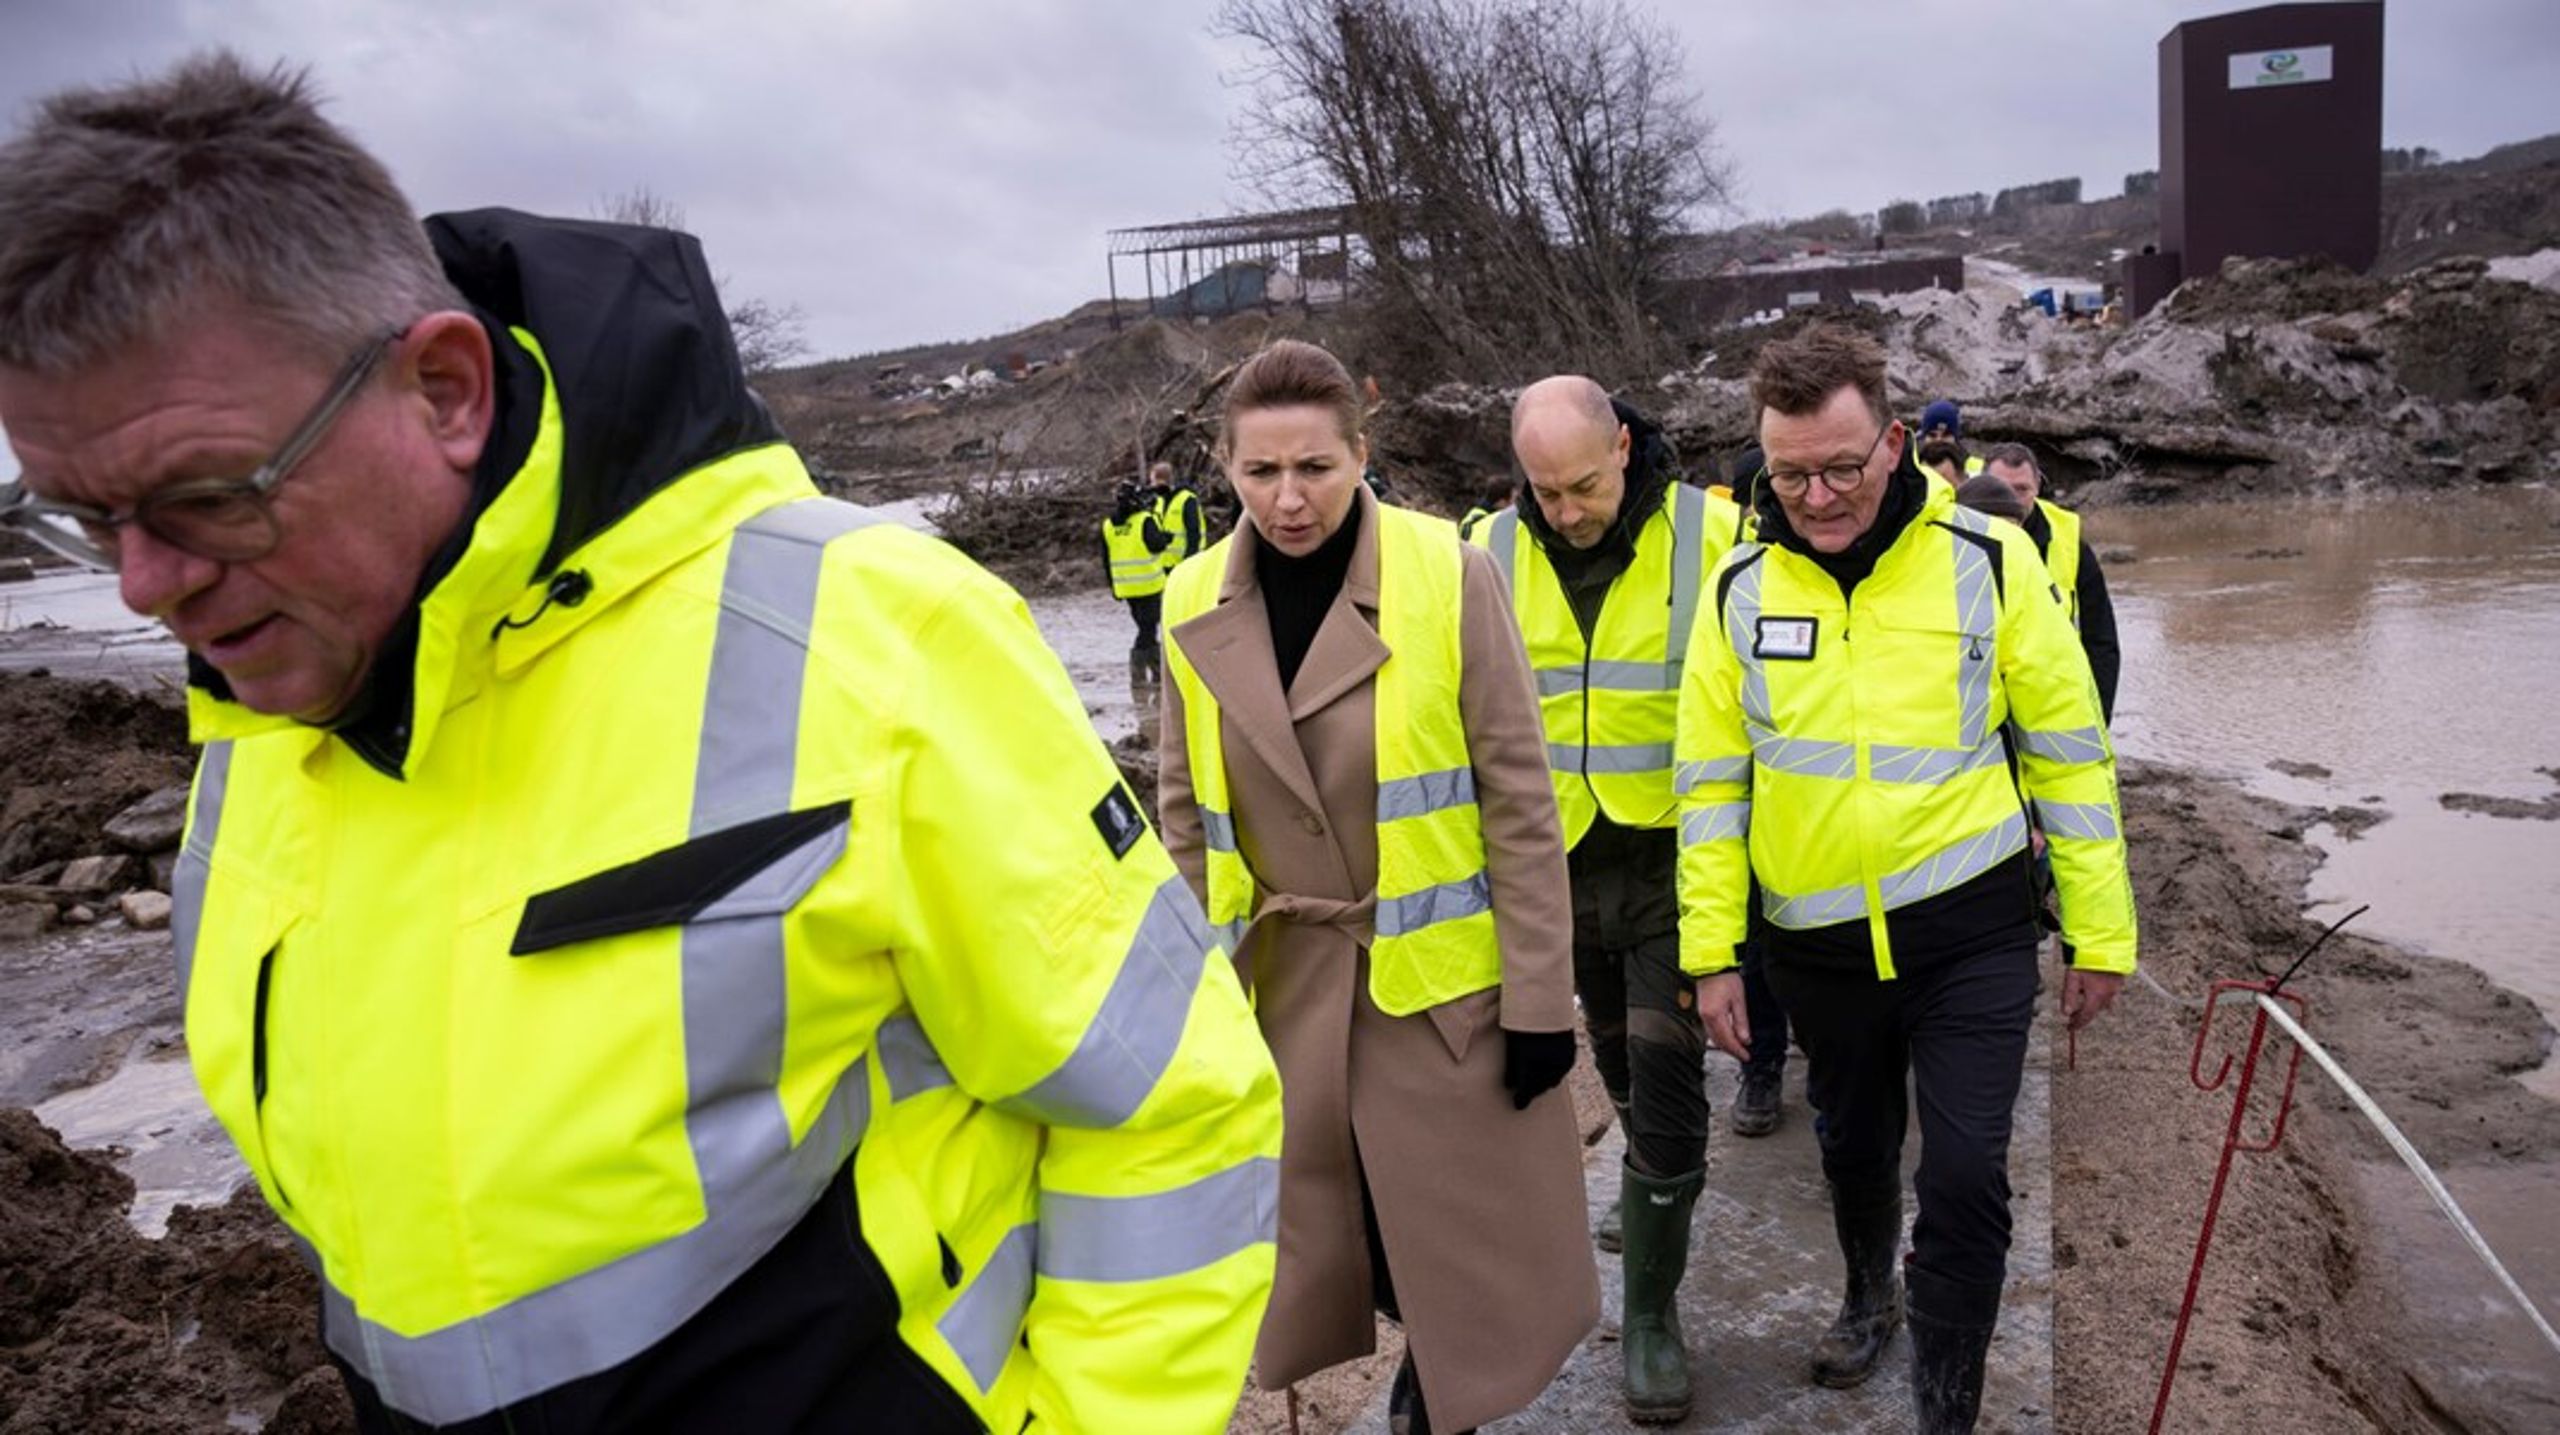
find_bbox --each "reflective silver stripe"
[170,739,232,996]
[1676,756,1751,793]
[2016,725,2109,764]
[1750,731,1857,779]
[1666,482,1705,667]
[1760,812,2033,932]
[1878,812,2030,907]
[1536,659,1678,697]
[1681,801,1751,847]
[1378,766,1477,822]
[1950,527,1997,750]
[1375,871,1492,938]
[1213,917,1248,955]
[2034,799,2121,842]
[940,1222,1037,1391]
[1003,875,1208,1128]
[1868,734,2008,786]
[876,1014,954,1101]
[1762,880,1868,929]
[1201,805,1239,853]
[1038,1155,1279,1284]
[322,498,884,1424]
[1109,558,1161,578]
[1487,507,1520,595]
[1724,551,1774,729]
[1582,740,1675,775]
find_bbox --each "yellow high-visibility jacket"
[174,213,1279,1434]
[1473,483,1742,848]
[1155,486,1204,572]
[1674,477,2135,981]
[1164,505,1501,1016]
[2037,498,2083,624]
[1104,512,1169,598]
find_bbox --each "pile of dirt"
[0,1109,351,1434]
[2053,761,2559,1433]
[0,672,192,879]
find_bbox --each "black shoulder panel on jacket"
[425,209,787,575]
[1714,545,1767,627]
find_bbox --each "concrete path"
[1342,989,2059,1433]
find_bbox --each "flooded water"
[2095,487,2560,1097]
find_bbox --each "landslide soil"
[0,671,191,879]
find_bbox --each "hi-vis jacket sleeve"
[1997,537,2139,973]
[888,567,1282,1432]
[1673,555,1756,979]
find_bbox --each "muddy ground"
[2,677,2555,1431]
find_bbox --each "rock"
[2268,759,2333,780]
[57,853,136,893]
[7,860,67,887]
[103,785,191,853]
[148,850,180,892]
[117,890,174,931]
[61,904,97,927]
[0,902,54,941]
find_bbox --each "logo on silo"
[2229,44,2331,88]
[2263,52,2299,76]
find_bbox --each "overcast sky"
[2,0,2554,362]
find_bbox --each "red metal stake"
[2148,979,2309,1435]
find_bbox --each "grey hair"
[0,50,463,372]
[1981,441,2040,475]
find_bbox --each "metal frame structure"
[1104,205,1361,325]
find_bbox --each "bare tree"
[1219,0,1730,383]
[594,187,812,375]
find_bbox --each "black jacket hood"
[426,207,785,576]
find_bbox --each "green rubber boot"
[1620,1163,1704,1425]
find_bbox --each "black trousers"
[1125,593,1162,658]
[1765,937,2038,1292]
[1569,817,1709,1178]
[1740,937,1789,1078]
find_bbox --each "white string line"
[2245,992,2560,1362]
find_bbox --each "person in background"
[1102,476,1171,686]
[1918,438,1970,487]
[1150,458,1205,572]
[1159,339,1596,1435]
[1983,443,2118,725]
[0,51,1280,1433]
[1482,376,1740,1423]
[1458,471,1514,541]
[1954,474,2030,525]
[1680,324,2135,1433]
[1919,398,1963,445]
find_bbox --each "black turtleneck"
[1255,499,1363,691]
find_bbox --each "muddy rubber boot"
[1810,1185,1903,1388]
[1619,1163,1704,1425]
[1731,1065,1782,1137]
[1906,1267,2001,1434]
[1596,1100,1632,1252]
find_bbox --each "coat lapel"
[1169,529,1328,816]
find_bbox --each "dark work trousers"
[1569,815,1710,1178]
[1125,592,1162,659]
[1739,936,1789,1079]
[1766,936,2039,1291]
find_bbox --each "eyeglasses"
[0,327,401,572]
[1764,424,1891,499]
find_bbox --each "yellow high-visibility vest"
[1164,506,1501,1016]
[1674,480,2135,981]
[1473,483,1741,847]
[2037,498,2083,625]
[178,330,1279,1432]
[1155,487,1204,571]
[1104,514,1168,598]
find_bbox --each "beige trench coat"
[1159,487,1598,1431]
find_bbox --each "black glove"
[1502,1028,1576,1111]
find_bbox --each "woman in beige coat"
[1158,340,1598,1433]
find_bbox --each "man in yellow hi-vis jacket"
[0,55,1279,1435]
[1676,325,2134,1435]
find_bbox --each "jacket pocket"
[182,876,299,1215]
[510,801,851,956]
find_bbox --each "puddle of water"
[2099,487,2560,1098]
[31,1049,244,1237]
[1026,588,1157,747]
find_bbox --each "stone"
[58,853,136,893]
[117,890,174,932]
[61,905,98,927]
[0,903,53,942]
[148,850,180,893]
[104,786,192,854]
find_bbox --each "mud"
[0,672,191,880]
[0,1111,352,1435]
